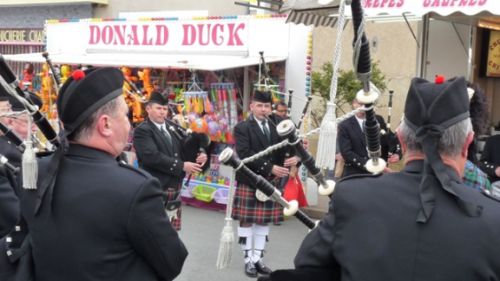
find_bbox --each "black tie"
[261,120,271,143]
[161,126,173,150]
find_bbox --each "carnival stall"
[4,14,313,208]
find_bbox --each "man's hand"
[183,162,202,174]
[383,167,394,173]
[284,156,300,167]
[496,166,500,177]
[388,153,400,164]
[335,153,344,162]
[272,165,289,178]
[196,153,208,166]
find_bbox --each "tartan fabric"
[165,186,182,231]
[232,183,284,224]
[463,160,491,191]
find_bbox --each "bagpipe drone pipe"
[0,55,59,148]
[350,0,386,173]
[218,147,317,229]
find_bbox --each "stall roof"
[282,0,500,27]
[3,52,287,71]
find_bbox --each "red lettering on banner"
[227,23,245,46]
[89,25,100,44]
[198,24,211,46]
[424,0,486,7]
[101,25,112,44]
[142,25,153,46]
[364,0,404,8]
[155,25,168,45]
[182,24,196,46]
[113,25,126,45]
[128,25,140,45]
[212,24,224,46]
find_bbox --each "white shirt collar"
[152,120,166,131]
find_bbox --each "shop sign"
[359,0,498,16]
[486,30,500,77]
[46,16,290,57]
[0,29,44,44]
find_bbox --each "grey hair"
[398,117,472,157]
[69,97,122,142]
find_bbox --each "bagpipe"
[0,154,20,174]
[0,55,59,149]
[165,119,211,172]
[350,0,386,174]
[218,148,317,229]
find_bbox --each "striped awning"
[286,9,337,27]
[281,0,340,28]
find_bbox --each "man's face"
[7,113,37,140]
[275,104,288,118]
[250,101,271,121]
[110,97,131,155]
[146,102,168,124]
[352,99,366,119]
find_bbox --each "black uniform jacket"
[0,167,18,238]
[338,115,396,177]
[0,136,22,168]
[134,119,186,189]
[479,134,500,183]
[20,144,188,281]
[271,160,500,281]
[233,115,290,186]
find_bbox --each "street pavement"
[176,205,311,281]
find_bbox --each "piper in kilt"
[232,90,298,278]
[134,92,207,231]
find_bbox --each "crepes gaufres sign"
[361,0,494,15]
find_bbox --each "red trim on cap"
[72,70,85,81]
[435,75,445,84]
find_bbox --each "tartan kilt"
[165,186,182,231]
[232,182,284,224]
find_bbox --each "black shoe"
[254,260,273,275]
[245,261,258,278]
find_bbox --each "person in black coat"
[0,94,42,168]
[19,68,187,281]
[259,77,500,281]
[337,98,400,177]
[133,92,207,231]
[232,90,298,278]
[0,166,18,238]
[479,134,500,185]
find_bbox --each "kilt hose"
[164,185,182,231]
[232,181,284,225]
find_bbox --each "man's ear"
[462,131,474,158]
[396,128,407,155]
[96,115,112,137]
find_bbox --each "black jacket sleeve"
[0,167,19,238]
[127,178,188,281]
[133,125,184,177]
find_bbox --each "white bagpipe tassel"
[316,102,337,170]
[216,170,237,269]
[316,0,345,169]
[22,115,38,190]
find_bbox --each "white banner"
[359,0,500,17]
[45,16,290,57]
